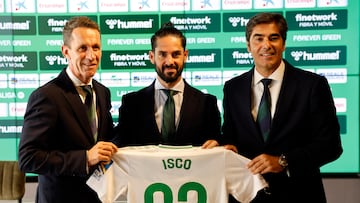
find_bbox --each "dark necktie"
[161,89,176,142]
[81,85,97,141]
[257,78,272,142]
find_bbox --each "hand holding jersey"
[87,146,268,203]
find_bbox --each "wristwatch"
[278,154,288,168]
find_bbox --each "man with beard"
[112,22,221,148]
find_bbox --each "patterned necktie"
[257,78,272,142]
[161,89,176,142]
[81,85,97,141]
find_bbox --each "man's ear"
[246,42,251,52]
[183,49,189,62]
[61,45,69,59]
[149,50,155,65]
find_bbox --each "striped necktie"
[81,85,97,141]
[257,78,272,142]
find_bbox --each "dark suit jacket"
[18,69,114,203]
[113,79,221,147]
[222,60,342,203]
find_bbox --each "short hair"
[150,22,186,51]
[245,13,288,42]
[62,16,100,47]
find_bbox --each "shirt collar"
[154,77,184,93]
[66,67,93,87]
[254,60,285,85]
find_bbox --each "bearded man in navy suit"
[113,23,221,148]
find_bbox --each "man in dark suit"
[222,13,343,203]
[113,23,221,148]
[18,16,118,203]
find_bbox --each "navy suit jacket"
[113,80,221,147]
[222,60,342,203]
[19,69,114,203]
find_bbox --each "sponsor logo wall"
[0,0,358,173]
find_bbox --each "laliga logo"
[291,51,303,61]
[228,17,241,27]
[106,19,118,29]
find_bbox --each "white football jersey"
[87,145,268,203]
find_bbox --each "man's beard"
[156,64,183,83]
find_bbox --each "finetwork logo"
[109,52,149,68]
[287,10,347,30]
[0,53,28,68]
[170,16,212,25]
[47,18,68,32]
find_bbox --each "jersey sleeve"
[224,150,269,203]
[87,160,129,203]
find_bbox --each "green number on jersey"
[144,181,207,202]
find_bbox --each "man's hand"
[87,141,118,166]
[247,154,284,175]
[224,144,238,153]
[201,140,219,149]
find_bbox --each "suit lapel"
[145,83,161,135]
[242,70,265,143]
[177,81,194,134]
[93,80,107,141]
[271,62,299,141]
[56,69,94,143]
